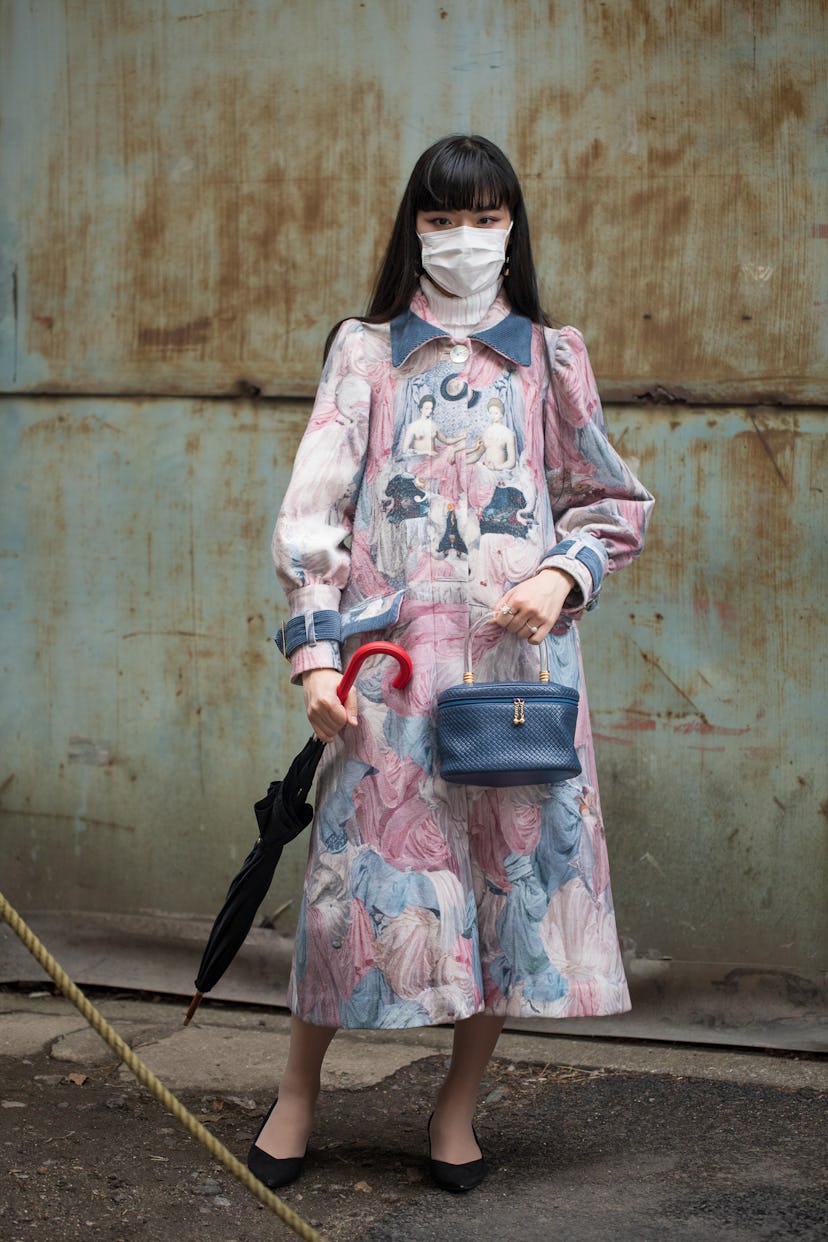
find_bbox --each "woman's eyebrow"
[424,203,501,213]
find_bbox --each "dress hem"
[288,997,633,1032]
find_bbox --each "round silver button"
[449,343,469,363]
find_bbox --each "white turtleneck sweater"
[419,275,504,338]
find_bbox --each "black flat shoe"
[246,1099,308,1190]
[427,1113,488,1193]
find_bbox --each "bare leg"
[254,1015,337,1158]
[430,1013,505,1163]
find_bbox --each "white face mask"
[418,225,512,299]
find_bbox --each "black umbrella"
[184,640,412,1024]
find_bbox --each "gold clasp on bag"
[513,698,526,725]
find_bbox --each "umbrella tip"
[183,992,203,1026]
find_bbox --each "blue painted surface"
[0,398,315,919]
[0,400,825,972]
[585,408,827,967]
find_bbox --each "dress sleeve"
[271,320,371,681]
[538,326,654,616]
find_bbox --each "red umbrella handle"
[336,641,413,704]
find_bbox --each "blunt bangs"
[414,137,520,214]
[339,133,555,358]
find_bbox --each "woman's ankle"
[435,1071,481,1114]
[255,1090,317,1158]
[428,1106,482,1164]
[274,1077,320,1106]
[432,1089,477,1128]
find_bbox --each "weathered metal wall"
[0,395,321,920]
[2,1,825,400]
[588,407,826,970]
[1,2,825,1025]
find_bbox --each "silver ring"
[500,605,514,616]
[526,623,539,634]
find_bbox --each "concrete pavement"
[3,990,827,1093]
[2,989,826,1241]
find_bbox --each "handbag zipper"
[439,692,577,704]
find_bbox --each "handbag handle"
[463,617,550,685]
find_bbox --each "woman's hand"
[492,568,577,645]
[301,668,358,742]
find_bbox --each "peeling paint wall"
[587,407,826,968]
[1,397,313,917]
[1,3,825,1000]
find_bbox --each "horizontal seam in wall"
[1,391,827,412]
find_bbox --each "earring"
[502,254,510,277]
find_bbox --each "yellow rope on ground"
[0,891,329,1242]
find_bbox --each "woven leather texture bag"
[436,619,581,787]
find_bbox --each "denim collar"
[390,307,533,368]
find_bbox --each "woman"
[252,134,654,1192]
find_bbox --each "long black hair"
[324,135,556,359]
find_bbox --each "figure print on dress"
[391,367,531,582]
[400,393,466,458]
[465,397,517,470]
[384,474,429,523]
[373,465,438,589]
[436,504,469,559]
[478,482,533,539]
[389,382,472,575]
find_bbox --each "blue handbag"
[436,619,581,787]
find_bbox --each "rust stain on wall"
[138,319,212,349]
[4,1,825,397]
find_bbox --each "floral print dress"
[272,288,654,1029]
